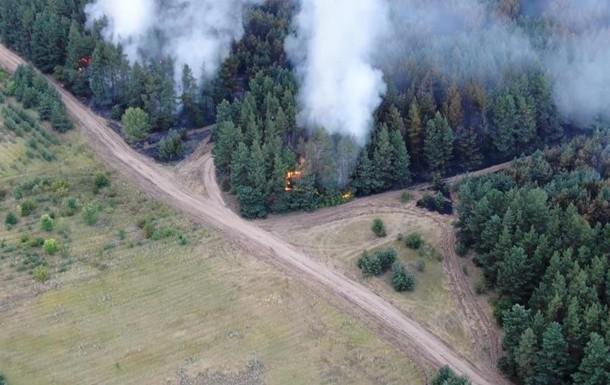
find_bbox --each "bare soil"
[0,44,513,385]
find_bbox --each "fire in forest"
[285,170,304,192]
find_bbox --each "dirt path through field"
[0,44,511,385]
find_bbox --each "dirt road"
[0,44,511,385]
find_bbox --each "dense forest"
[2,1,610,385]
[0,0,575,219]
[457,133,610,385]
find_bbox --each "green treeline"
[0,1,569,218]
[457,133,610,385]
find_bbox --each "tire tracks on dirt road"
[0,44,510,385]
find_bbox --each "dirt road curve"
[0,44,511,385]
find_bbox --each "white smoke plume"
[539,0,610,125]
[286,0,390,144]
[287,0,610,143]
[85,0,261,81]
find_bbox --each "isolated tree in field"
[122,107,150,141]
[371,218,386,238]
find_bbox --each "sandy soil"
[0,44,512,385]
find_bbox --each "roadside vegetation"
[0,68,425,385]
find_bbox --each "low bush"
[371,218,387,238]
[81,203,99,226]
[40,214,55,232]
[19,199,37,216]
[62,197,80,216]
[357,248,397,276]
[32,264,49,282]
[416,192,453,215]
[400,191,412,203]
[5,212,18,229]
[416,259,426,272]
[404,233,423,249]
[43,239,59,255]
[158,129,184,161]
[94,172,110,192]
[391,262,416,292]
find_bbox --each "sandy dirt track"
[0,44,511,385]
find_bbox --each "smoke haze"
[288,0,610,141]
[286,0,390,144]
[85,0,261,82]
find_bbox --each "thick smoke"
[540,0,610,125]
[287,0,610,142]
[286,0,390,144]
[85,0,261,82]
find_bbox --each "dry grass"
[0,94,425,385]
[279,211,476,360]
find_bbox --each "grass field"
[279,210,476,360]
[0,71,425,385]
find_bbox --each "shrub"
[5,212,18,229]
[404,233,423,249]
[0,371,6,385]
[392,262,416,292]
[158,129,184,161]
[376,248,397,270]
[82,203,99,226]
[357,248,397,276]
[417,193,453,215]
[40,214,55,232]
[94,172,110,192]
[400,191,412,203]
[19,199,37,216]
[28,237,45,248]
[371,218,387,237]
[63,197,80,216]
[432,366,470,385]
[32,264,49,282]
[122,107,150,141]
[43,239,59,255]
[111,104,123,120]
[357,251,383,276]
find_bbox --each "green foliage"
[81,203,99,226]
[32,265,49,282]
[371,218,387,238]
[400,191,412,203]
[432,366,470,385]
[94,172,110,192]
[43,239,59,255]
[457,134,610,385]
[404,233,423,250]
[19,200,36,217]
[158,130,184,161]
[392,262,416,292]
[357,248,397,276]
[4,212,18,229]
[40,214,55,232]
[122,107,151,141]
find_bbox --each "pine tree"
[572,333,610,385]
[490,91,517,156]
[214,121,241,174]
[407,99,423,167]
[389,129,411,187]
[181,64,203,126]
[372,124,394,190]
[532,322,570,385]
[352,150,377,196]
[501,304,531,376]
[230,141,250,190]
[497,246,532,303]
[515,327,537,383]
[455,126,483,172]
[424,112,454,176]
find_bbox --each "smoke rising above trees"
[85,0,262,82]
[287,0,610,140]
